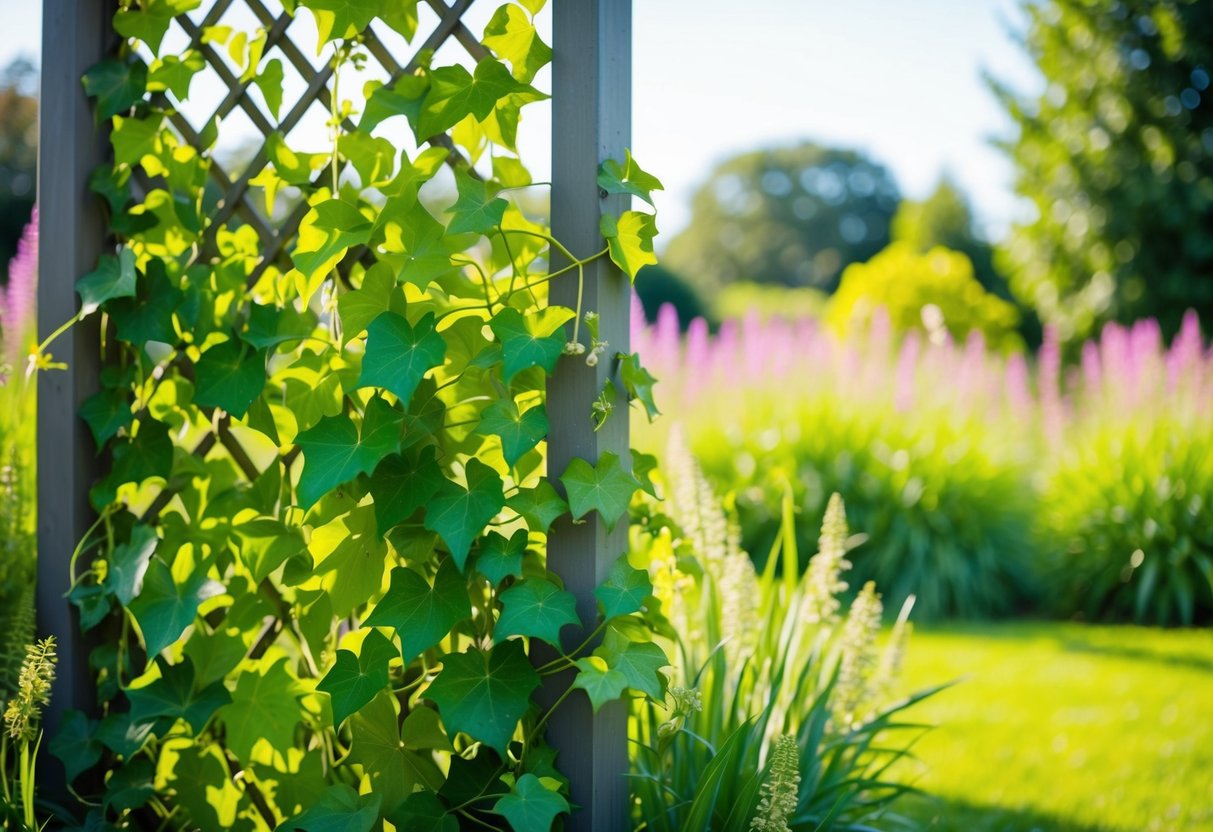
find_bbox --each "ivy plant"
[52,1,667,829]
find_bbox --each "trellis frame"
[36,0,633,827]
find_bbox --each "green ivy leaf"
[105,524,158,606]
[128,557,222,657]
[79,387,133,447]
[600,210,658,281]
[369,445,445,536]
[496,578,580,647]
[424,459,506,569]
[292,198,374,290]
[48,710,103,783]
[360,74,429,134]
[236,518,306,583]
[111,113,164,168]
[561,452,639,532]
[418,57,541,138]
[114,0,201,55]
[126,657,231,733]
[483,4,552,84]
[474,530,527,584]
[507,481,568,534]
[254,57,285,119]
[337,262,403,343]
[363,559,471,664]
[631,449,660,499]
[571,655,628,713]
[389,792,457,832]
[192,338,267,418]
[338,131,397,188]
[375,197,456,287]
[597,150,664,207]
[82,58,148,121]
[147,50,205,100]
[347,694,444,817]
[103,757,155,813]
[594,555,653,620]
[77,248,137,316]
[279,784,381,832]
[108,260,183,345]
[620,352,660,421]
[357,311,447,407]
[296,397,403,510]
[425,640,539,754]
[317,628,396,727]
[298,0,380,48]
[598,628,668,701]
[217,656,303,764]
[447,171,508,235]
[476,399,547,468]
[489,307,568,383]
[380,0,420,40]
[492,774,570,832]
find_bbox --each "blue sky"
[0,0,1041,242]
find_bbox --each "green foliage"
[632,264,709,331]
[825,242,1023,351]
[663,142,900,295]
[993,0,1213,344]
[628,446,939,830]
[712,280,826,324]
[57,3,669,828]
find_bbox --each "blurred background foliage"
[0,58,36,280]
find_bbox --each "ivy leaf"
[111,113,164,168]
[126,657,231,733]
[103,757,155,813]
[217,656,303,764]
[476,399,547,468]
[128,557,222,657]
[82,58,148,121]
[79,387,133,447]
[77,248,137,316]
[337,262,402,343]
[357,311,446,407]
[363,559,471,664]
[369,445,445,536]
[597,150,664,207]
[594,555,653,620]
[236,518,306,583]
[483,4,552,84]
[280,784,381,832]
[380,0,420,40]
[598,629,668,701]
[507,481,568,534]
[620,352,660,421]
[474,530,526,585]
[114,0,201,54]
[601,210,658,281]
[496,578,580,647]
[571,655,628,713]
[317,628,396,727]
[493,774,570,832]
[631,449,660,499]
[254,57,285,119]
[298,0,380,48]
[296,397,403,510]
[192,338,267,418]
[561,452,639,532]
[105,524,158,606]
[424,459,506,569]
[147,50,205,100]
[292,198,374,289]
[425,640,539,754]
[489,307,568,383]
[418,57,541,138]
[108,260,183,345]
[447,171,507,235]
[389,792,457,832]
[360,74,428,135]
[338,131,397,188]
[49,710,103,783]
[348,694,444,817]
[375,197,455,287]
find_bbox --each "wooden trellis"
[36,0,632,827]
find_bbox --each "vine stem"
[536,619,607,675]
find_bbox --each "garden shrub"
[634,305,1039,621]
[44,2,671,828]
[1038,314,1213,625]
[628,435,938,829]
[826,241,1022,352]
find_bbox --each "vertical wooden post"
[546,0,632,828]
[36,0,112,796]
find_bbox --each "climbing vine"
[53,0,665,828]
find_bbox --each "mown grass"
[893,622,1213,832]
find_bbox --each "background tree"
[0,57,37,281]
[993,0,1213,343]
[633,264,709,330]
[663,142,900,295]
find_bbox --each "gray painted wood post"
[36,0,112,796]
[546,0,632,828]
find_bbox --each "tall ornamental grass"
[633,300,1038,621]
[1038,313,1213,625]
[629,435,939,830]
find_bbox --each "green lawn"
[892,622,1213,832]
